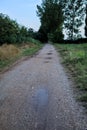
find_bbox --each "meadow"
[55,44,87,106]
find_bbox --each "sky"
[0,0,85,37]
[0,0,42,31]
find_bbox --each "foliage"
[58,0,84,40]
[85,4,87,37]
[37,0,64,42]
[37,0,85,41]
[0,13,18,44]
[55,43,87,104]
[28,28,35,37]
[0,13,37,45]
[48,28,64,42]
[64,0,84,40]
[36,26,48,42]
[78,93,87,102]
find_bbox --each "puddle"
[33,88,49,108]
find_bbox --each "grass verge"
[55,43,87,105]
[0,40,43,72]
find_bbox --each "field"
[0,40,43,72]
[55,44,87,106]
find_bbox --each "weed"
[0,41,43,72]
[78,93,87,102]
[55,43,87,104]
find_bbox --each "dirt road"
[0,44,87,130]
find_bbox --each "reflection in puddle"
[33,88,48,108]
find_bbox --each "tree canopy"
[59,0,84,40]
[37,0,85,41]
[0,13,36,45]
[85,4,87,37]
[0,0,86,44]
[37,0,64,42]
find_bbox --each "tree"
[0,13,19,43]
[62,0,84,40]
[85,4,87,37]
[37,0,64,42]
[0,13,36,44]
[28,28,34,37]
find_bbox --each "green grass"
[55,43,87,103]
[22,44,42,56]
[78,93,87,102]
[0,41,43,72]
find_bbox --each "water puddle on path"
[32,88,49,130]
[33,88,49,109]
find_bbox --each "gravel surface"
[0,44,87,130]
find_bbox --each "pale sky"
[0,0,41,31]
[0,0,85,37]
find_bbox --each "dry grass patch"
[0,44,20,60]
[0,41,43,71]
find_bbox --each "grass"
[22,43,42,56]
[55,43,87,104]
[0,41,43,72]
[0,44,20,60]
[78,93,87,102]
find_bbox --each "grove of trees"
[37,0,86,42]
[0,13,36,45]
[61,0,84,40]
[37,0,64,42]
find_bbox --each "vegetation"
[0,13,37,45]
[36,0,85,41]
[61,0,84,40]
[0,12,43,71]
[55,44,87,105]
[0,0,87,109]
[85,4,87,37]
[0,44,20,60]
[0,1,86,43]
[37,0,64,42]
[0,40,43,72]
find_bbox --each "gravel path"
[0,44,87,130]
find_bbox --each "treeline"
[52,38,87,44]
[1,0,87,44]
[37,0,87,43]
[0,13,39,45]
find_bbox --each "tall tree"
[63,0,84,40]
[37,0,64,42]
[0,13,19,43]
[85,4,87,37]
